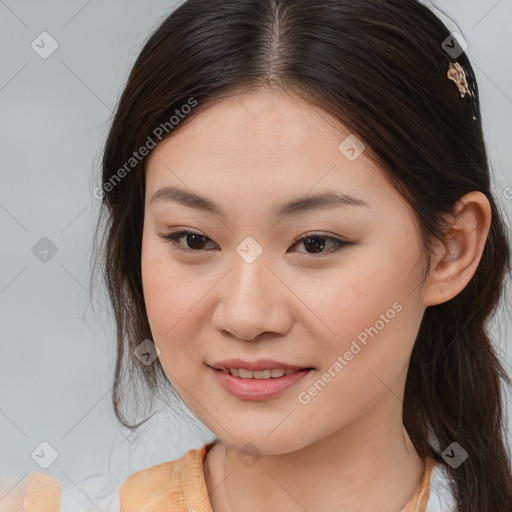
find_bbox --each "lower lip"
[209,367,312,401]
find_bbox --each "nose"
[211,258,293,341]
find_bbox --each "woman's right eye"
[157,230,218,252]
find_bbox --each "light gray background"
[0,0,511,510]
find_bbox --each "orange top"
[23,442,439,512]
[119,442,437,512]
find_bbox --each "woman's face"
[141,88,430,454]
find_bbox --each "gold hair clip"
[447,61,473,99]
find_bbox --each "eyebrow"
[150,186,369,217]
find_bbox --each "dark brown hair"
[90,0,512,510]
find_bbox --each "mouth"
[207,359,315,400]
[208,358,314,377]
[210,367,314,379]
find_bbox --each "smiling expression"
[141,87,429,454]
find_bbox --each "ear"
[422,191,491,307]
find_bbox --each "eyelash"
[157,229,352,256]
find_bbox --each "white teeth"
[224,368,299,379]
[253,370,271,379]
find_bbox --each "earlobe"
[422,191,491,307]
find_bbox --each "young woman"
[21,0,512,511]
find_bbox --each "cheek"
[298,242,423,375]
[293,260,421,427]
[141,240,212,373]
[141,241,170,330]
[141,240,187,346]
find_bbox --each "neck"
[205,395,426,512]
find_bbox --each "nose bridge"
[228,249,273,311]
[213,248,290,340]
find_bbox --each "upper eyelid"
[158,229,350,252]
[161,228,343,242]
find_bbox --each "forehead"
[144,89,398,214]
[146,88,349,171]
[172,88,344,144]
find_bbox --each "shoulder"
[425,460,457,512]
[17,443,215,512]
[119,442,214,512]
[22,471,120,512]
[21,472,63,512]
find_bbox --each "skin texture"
[141,87,491,512]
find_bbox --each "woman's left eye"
[157,230,353,255]
[289,232,352,255]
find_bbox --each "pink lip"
[209,358,308,371]
[208,366,312,401]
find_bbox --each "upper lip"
[208,359,311,371]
